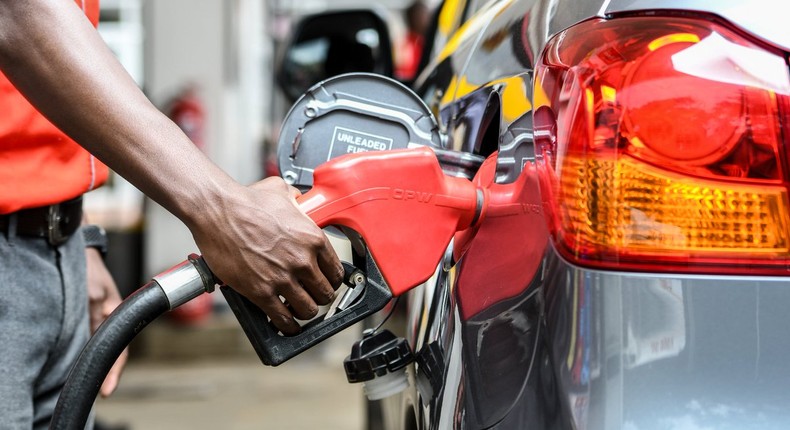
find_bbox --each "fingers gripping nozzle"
[222,249,392,366]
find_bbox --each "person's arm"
[0,0,343,335]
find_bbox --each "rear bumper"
[542,249,790,429]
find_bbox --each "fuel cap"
[344,329,414,400]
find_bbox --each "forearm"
[0,0,233,228]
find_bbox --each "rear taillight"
[533,15,790,274]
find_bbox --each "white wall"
[84,0,146,230]
[142,0,269,276]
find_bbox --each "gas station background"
[86,0,419,296]
[84,1,429,428]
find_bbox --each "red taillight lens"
[534,16,790,274]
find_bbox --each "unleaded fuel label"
[329,126,393,160]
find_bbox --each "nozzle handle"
[221,247,391,366]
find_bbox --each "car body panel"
[543,253,790,430]
[606,0,790,50]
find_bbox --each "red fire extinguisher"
[169,292,213,326]
[167,85,212,325]
[167,84,206,151]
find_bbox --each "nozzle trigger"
[326,262,366,320]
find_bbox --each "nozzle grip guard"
[221,247,391,366]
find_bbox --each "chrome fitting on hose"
[152,254,217,309]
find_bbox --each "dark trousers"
[0,215,91,429]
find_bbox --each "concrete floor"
[95,319,365,430]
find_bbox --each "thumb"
[249,176,301,198]
[288,185,302,199]
[249,176,305,211]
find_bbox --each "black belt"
[0,197,83,246]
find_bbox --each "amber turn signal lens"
[560,154,790,256]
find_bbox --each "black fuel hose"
[49,281,170,430]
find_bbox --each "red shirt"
[0,0,108,214]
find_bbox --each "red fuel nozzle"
[297,147,483,296]
[221,146,484,366]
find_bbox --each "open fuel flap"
[277,73,444,190]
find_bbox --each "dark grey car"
[279,1,790,428]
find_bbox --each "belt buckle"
[47,204,69,246]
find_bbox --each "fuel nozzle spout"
[297,146,485,296]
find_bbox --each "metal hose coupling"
[152,254,217,309]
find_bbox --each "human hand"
[190,177,344,335]
[85,247,128,397]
